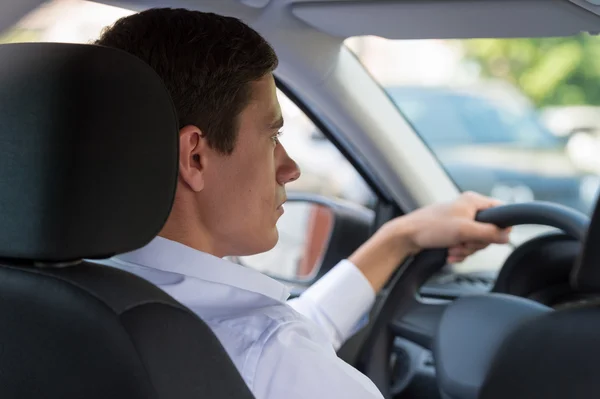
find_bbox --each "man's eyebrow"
[268,116,284,130]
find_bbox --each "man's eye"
[271,130,283,145]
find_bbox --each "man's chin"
[238,229,279,257]
[260,229,279,253]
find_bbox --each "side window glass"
[232,90,375,282]
[276,90,375,208]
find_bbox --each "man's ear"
[178,125,208,192]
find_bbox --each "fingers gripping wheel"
[354,201,589,399]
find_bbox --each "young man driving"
[95,8,510,399]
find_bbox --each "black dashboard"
[420,270,495,299]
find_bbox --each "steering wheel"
[355,201,589,399]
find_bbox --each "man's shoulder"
[207,302,312,344]
[206,302,329,390]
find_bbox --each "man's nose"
[277,145,301,185]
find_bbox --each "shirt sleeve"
[287,259,375,350]
[251,319,383,399]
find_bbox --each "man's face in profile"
[190,73,301,257]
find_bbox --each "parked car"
[298,83,600,214]
[386,84,600,214]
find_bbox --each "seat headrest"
[0,43,178,262]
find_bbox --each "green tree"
[461,35,600,107]
[0,28,40,44]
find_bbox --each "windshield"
[347,36,600,272]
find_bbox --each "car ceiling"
[292,0,600,39]
[4,0,600,40]
[0,0,47,35]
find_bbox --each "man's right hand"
[349,191,511,293]
[397,191,511,263]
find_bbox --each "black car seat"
[0,42,255,399]
[480,191,600,398]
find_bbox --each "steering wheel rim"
[354,201,589,399]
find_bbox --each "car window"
[276,91,375,208]
[346,35,600,273]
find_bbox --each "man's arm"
[288,192,511,348]
[348,191,510,293]
[288,260,375,350]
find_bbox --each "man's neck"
[159,213,225,258]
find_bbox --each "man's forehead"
[245,75,283,126]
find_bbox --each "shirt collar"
[114,236,290,303]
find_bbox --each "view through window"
[347,35,600,262]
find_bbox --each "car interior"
[3,1,600,398]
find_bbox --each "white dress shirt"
[94,236,382,399]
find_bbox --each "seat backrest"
[0,42,254,399]
[480,186,600,399]
[480,306,600,399]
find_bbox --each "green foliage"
[0,28,40,44]
[461,35,600,107]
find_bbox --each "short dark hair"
[95,8,278,154]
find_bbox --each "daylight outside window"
[346,35,600,271]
